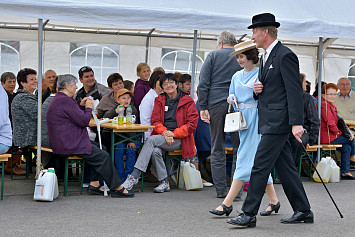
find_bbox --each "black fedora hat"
[248,13,280,29]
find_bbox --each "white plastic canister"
[313,157,331,183]
[33,168,59,201]
[329,159,340,183]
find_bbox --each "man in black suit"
[227,13,313,228]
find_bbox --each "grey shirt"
[197,48,241,110]
[11,89,38,147]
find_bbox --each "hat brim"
[247,21,280,29]
[229,45,256,57]
[117,91,133,98]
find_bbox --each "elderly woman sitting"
[122,73,199,193]
[319,83,355,180]
[46,74,134,197]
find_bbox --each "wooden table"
[345,120,355,129]
[89,120,155,160]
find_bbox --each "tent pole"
[190,30,197,97]
[145,28,155,63]
[317,37,323,163]
[36,18,43,178]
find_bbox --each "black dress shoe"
[209,204,233,217]
[110,188,135,198]
[341,173,355,180]
[280,210,314,224]
[260,202,280,216]
[227,213,256,228]
[87,185,105,195]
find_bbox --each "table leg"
[111,130,115,162]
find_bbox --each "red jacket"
[318,97,341,144]
[151,92,199,158]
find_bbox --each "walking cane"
[301,144,343,218]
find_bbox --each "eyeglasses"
[326,93,338,96]
[163,80,175,87]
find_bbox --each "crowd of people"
[0,12,354,227]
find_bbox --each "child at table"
[105,88,140,181]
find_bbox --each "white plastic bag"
[183,162,203,190]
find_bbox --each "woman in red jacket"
[319,83,355,179]
[122,73,199,192]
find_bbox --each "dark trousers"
[242,133,311,216]
[209,102,240,195]
[74,143,122,190]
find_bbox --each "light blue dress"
[229,68,273,184]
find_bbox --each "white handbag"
[224,101,248,132]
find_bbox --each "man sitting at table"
[46,74,134,198]
[333,77,355,166]
[333,77,355,121]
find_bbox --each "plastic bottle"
[329,159,340,183]
[313,157,331,183]
[33,168,59,201]
[117,105,124,125]
[126,105,133,125]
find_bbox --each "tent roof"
[0,0,354,39]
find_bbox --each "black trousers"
[242,133,311,216]
[74,143,122,190]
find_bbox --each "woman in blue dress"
[209,41,280,217]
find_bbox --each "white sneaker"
[203,182,213,187]
[122,175,139,191]
[154,181,170,193]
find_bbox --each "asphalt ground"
[0,170,354,237]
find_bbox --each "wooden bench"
[0,154,11,200]
[30,146,85,196]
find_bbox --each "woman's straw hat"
[229,40,256,57]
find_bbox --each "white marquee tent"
[0,0,355,85]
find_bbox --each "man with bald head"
[334,77,355,121]
[42,69,57,102]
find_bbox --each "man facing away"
[227,13,313,228]
[197,31,242,198]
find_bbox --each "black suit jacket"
[254,41,303,135]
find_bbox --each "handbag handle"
[228,101,239,113]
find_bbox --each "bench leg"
[64,157,69,196]
[1,161,4,200]
[140,172,144,192]
[80,161,85,195]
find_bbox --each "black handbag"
[336,115,351,139]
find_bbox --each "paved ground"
[0,171,353,237]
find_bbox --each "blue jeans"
[331,135,355,173]
[0,143,10,154]
[115,141,140,181]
